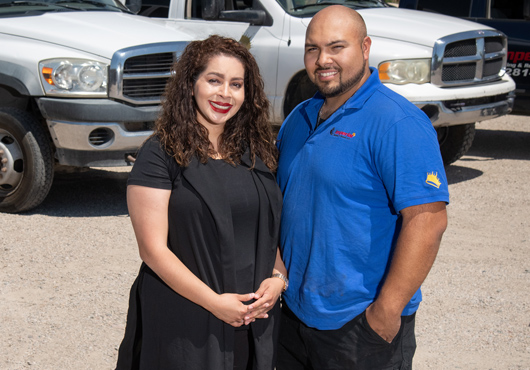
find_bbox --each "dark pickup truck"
[399,0,530,115]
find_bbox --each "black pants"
[234,328,253,370]
[277,303,416,370]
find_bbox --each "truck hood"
[0,12,196,59]
[358,8,495,47]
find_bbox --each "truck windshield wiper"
[0,1,79,11]
[293,0,386,11]
[54,0,132,12]
[348,0,387,8]
[0,1,51,7]
[293,1,342,11]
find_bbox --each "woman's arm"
[246,247,287,323]
[128,184,254,327]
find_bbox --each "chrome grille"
[108,42,188,105]
[431,30,508,87]
[124,53,175,73]
[123,77,170,98]
[442,63,476,82]
[444,39,476,58]
[485,37,503,53]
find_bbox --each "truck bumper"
[413,90,516,128]
[37,98,159,167]
[386,74,516,127]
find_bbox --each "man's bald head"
[304,4,372,102]
[307,5,367,43]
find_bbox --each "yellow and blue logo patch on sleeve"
[425,172,442,189]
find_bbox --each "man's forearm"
[366,201,447,341]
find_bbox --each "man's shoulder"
[368,84,431,125]
[279,97,319,132]
[289,95,322,118]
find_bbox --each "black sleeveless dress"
[115,136,282,370]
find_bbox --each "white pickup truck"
[0,0,192,212]
[0,0,516,213]
[137,0,516,163]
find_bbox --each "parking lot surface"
[1,115,529,369]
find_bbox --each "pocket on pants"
[354,310,404,370]
[360,310,403,346]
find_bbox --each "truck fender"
[0,74,31,97]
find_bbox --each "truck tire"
[0,108,54,213]
[436,123,476,166]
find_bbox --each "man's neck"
[320,88,356,120]
[320,67,371,120]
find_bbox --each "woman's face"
[193,54,245,129]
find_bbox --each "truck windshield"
[0,0,131,16]
[278,0,388,17]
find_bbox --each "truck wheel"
[436,123,476,166]
[0,108,54,213]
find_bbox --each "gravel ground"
[1,115,529,370]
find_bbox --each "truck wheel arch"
[0,74,31,98]
[283,70,317,119]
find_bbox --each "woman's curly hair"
[155,34,277,171]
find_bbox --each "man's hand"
[365,302,401,343]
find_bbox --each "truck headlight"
[39,59,108,97]
[378,59,431,84]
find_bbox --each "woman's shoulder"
[128,135,181,188]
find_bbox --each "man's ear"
[362,36,372,60]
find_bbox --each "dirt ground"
[1,115,529,369]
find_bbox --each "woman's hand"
[244,277,284,324]
[208,293,256,327]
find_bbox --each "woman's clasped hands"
[211,277,285,327]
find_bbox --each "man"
[275,5,449,369]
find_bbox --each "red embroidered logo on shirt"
[330,127,356,139]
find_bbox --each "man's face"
[304,19,370,98]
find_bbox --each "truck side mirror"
[125,0,142,13]
[219,9,267,25]
[202,0,222,20]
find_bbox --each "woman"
[115,35,287,370]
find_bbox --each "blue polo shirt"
[276,68,449,330]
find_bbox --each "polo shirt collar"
[303,67,382,129]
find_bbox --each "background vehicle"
[399,0,530,116]
[0,0,190,213]
[0,0,517,213]
[134,0,516,166]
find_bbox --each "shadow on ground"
[27,167,130,217]
[20,125,530,215]
[446,126,530,185]
[465,127,530,161]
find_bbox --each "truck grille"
[431,30,507,87]
[108,42,188,105]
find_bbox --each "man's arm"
[366,201,448,342]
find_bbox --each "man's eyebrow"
[327,40,346,46]
[305,40,347,48]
